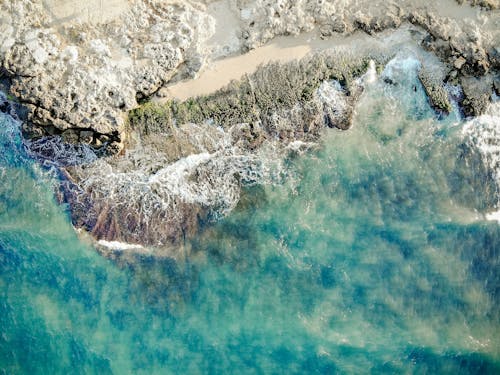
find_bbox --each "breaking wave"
[462,99,500,221]
[64,123,296,246]
[26,136,98,167]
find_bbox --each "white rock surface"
[0,0,219,146]
[0,0,498,151]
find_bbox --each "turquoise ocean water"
[0,56,499,374]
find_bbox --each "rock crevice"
[0,0,498,247]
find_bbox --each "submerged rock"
[1,0,498,248]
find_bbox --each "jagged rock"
[494,76,500,95]
[454,56,467,70]
[0,0,216,153]
[230,122,267,150]
[418,67,453,115]
[61,129,79,144]
[457,0,499,9]
[489,47,500,69]
[79,130,94,144]
[460,75,494,116]
[105,141,124,155]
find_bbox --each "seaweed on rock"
[128,52,375,138]
[72,53,376,246]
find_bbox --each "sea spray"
[362,59,378,85]
[65,125,294,246]
[1,48,500,373]
[462,100,500,221]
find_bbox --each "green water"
[1,56,499,374]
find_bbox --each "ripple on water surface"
[0,56,499,374]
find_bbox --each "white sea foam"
[485,210,500,223]
[462,101,500,220]
[316,79,350,127]
[69,120,289,244]
[27,136,98,167]
[97,240,143,250]
[362,59,377,85]
[316,80,347,110]
[97,143,279,212]
[381,55,420,83]
[286,140,316,154]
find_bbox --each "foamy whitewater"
[462,99,500,222]
[0,54,499,373]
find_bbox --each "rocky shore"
[0,0,499,248]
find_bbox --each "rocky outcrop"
[237,0,498,59]
[0,92,16,117]
[60,54,373,246]
[1,0,216,153]
[1,0,498,157]
[460,75,495,116]
[418,67,453,115]
[1,0,499,248]
[237,1,498,116]
[129,53,373,135]
[456,0,499,10]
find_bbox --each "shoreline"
[158,29,373,101]
[1,0,498,248]
[1,0,497,146]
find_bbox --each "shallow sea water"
[0,56,499,374]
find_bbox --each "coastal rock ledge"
[0,0,498,248]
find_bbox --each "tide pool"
[0,56,499,374]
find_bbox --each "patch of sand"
[158,0,497,102]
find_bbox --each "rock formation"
[1,0,216,152]
[58,53,371,246]
[1,0,498,152]
[0,0,498,247]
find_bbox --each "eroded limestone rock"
[1,0,216,151]
[1,0,498,155]
[418,67,453,115]
[461,75,495,116]
[1,0,499,248]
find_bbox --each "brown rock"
[62,129,79,144]
[454,56,466,70]
[79,130,94,144]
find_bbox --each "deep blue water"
[0,57,499,374]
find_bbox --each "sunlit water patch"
[1,55,499,374]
